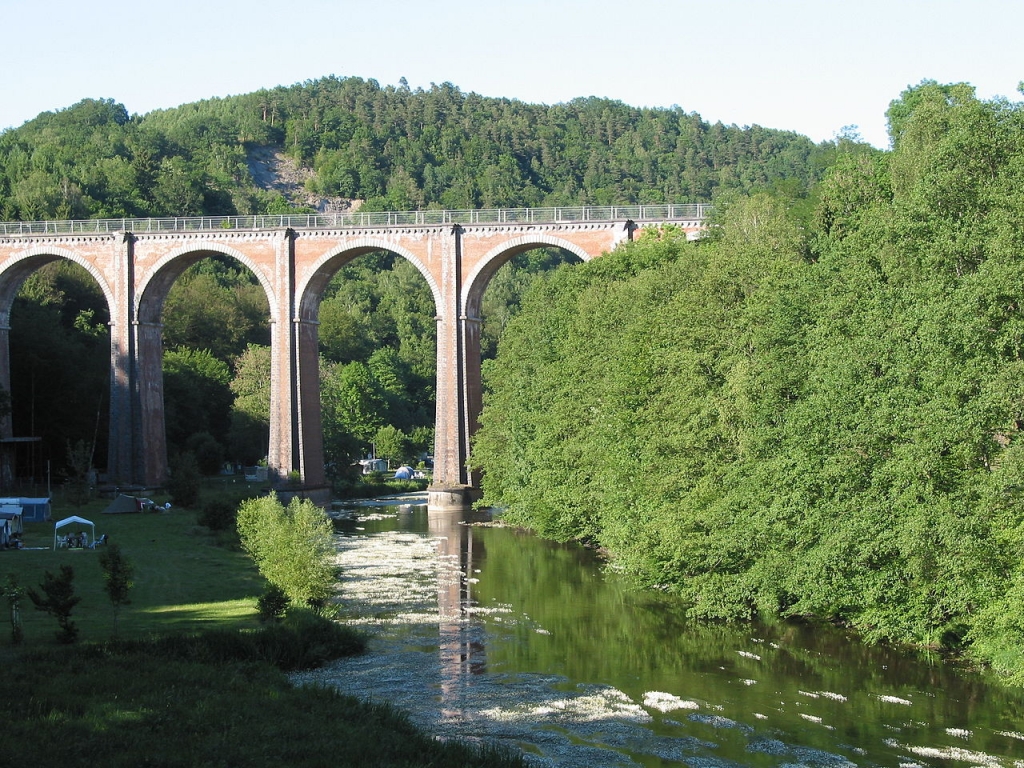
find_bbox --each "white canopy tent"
[53,515,96,550]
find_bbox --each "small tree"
[2,573,24,645]
[65,439,93,508]
[98,543,134,636]
[168,452,201,508]
[373,425,409,468]
[27,565,81,643]
[256,584,289,622]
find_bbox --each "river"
[291,497,1024,767]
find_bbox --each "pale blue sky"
[3,0,1018,149]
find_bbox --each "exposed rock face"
[246,146,361,214]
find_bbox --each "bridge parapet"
[0,203,710,237]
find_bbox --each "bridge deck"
[0,203,709,237]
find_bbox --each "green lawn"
[3,491,264,644]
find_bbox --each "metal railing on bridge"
[0,203,710,237]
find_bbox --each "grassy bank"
[0,484,525,767]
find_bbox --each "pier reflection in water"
[294,499,1024,767]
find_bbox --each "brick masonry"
[0,219,702,496]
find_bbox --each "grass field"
[2,485,264,644]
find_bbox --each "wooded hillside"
[0,76,831,221]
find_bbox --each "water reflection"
[306,499,1024,767]
[430,511,488,728]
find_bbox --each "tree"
[2,574,24,645]
[65,438,94,508]
[228,344,271,465]
[321,360,386,454]
[98,544,134,636]
[168,452,201,508]
[27,565,80,643]
[163,347,232,454]
[373,425,408,467]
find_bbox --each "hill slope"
[0,76,842,221]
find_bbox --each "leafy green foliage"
[236,494,337,608]
[1,77,832,481]
[256,584,290,623]
[197,497,237,532]
[168,452,202,508]
[473,83,1024,682]
[9,261,109,473]
[0,78,830,223]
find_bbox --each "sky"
[2,0,1019,149]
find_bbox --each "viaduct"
[0,204,707,507]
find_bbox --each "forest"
[0,75,833,487]
[471,81,1024,683]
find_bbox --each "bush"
[257,585,289,622]
[109,609,365,670]
[237,494,337,607]
[198,498,236,531]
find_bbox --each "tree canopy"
[472,81,1024,683]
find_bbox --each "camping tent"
[53,515,96,550]
[0,504,23,534]
[103,494,138,514]
[394,465,414,479]
[0,497,49,522]
[0,518,9,547]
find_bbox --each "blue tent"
[0,497,49,522]
[394,466,414,479]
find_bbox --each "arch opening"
[476,246,585,361]
[137,250,273,485]
[5,258,111,495]
[297,247,438,489]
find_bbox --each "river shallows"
[293,500,1024,767]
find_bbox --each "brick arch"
[0,245,115,324]
[135,242,278,324]
[461,234,591,318]
[296,238,441,321]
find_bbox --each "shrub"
[124,609,364,670]
[257,585,289,622]
[198,498,236,531]
[237,494,337,607]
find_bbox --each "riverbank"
[0,487,525,767]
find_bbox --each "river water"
[292,497,1024,767]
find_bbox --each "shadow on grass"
[0,611,527,768]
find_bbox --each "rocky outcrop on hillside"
[247,146,361,214]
